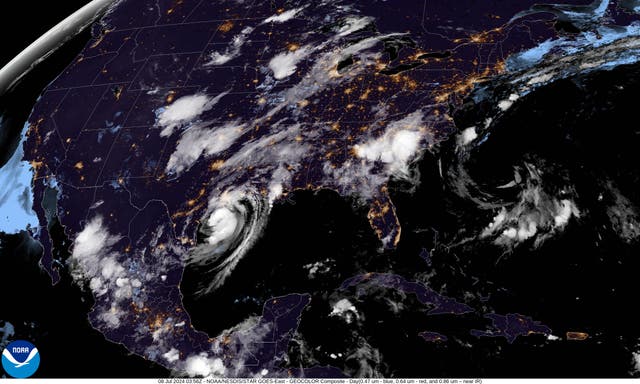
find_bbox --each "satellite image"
[1,0,640,379]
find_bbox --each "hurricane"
[187,188,271,294]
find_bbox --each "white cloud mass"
[166,121,245,175]
[268,46,311,80]
[354,110,425,175]
[158,93,227,136]
[263,7,303,23]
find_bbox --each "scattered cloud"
[336,16,374,37]
[329,298,360,324]
[70,216,136,328]
[479,164,580,247]
[604,181,640,243]
[184,353,226,377]
[71,215,121,281]
[303,259,333,279]
[457,126,478,146]
[344,338,383,377]
[206,27,254,66]
[163,348,180,363]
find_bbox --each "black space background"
[0,1,92,68]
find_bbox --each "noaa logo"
[1,340,40,378]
